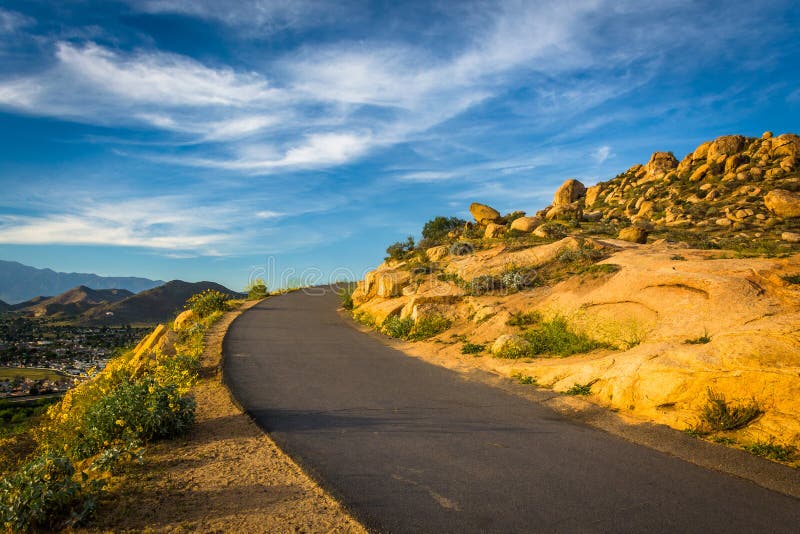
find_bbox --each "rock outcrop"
[618,227,648,244]
[553,179,586,206]
[510,216,541,232]
[349,130,800,453]
[469,202,501,224]
[764,189,800,218]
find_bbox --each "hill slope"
[348,131,800,456]
[0,260,164,304]
[0,300,8,312]
[79,281,242,326]
[14,286,133,318]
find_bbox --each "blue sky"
[0,0,799,291]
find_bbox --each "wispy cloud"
[0,1,701,175]
[0,8,34,34]
[130,0,351,33]
[0,198,232,255]
[593,146,613,164]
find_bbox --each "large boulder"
[133,324,167,358]
[553,179,586,207]
[689,163,710,182]
[425,245,449,262]
[469,202,501,224]
[618,227,648,244]
[707,135,748,160]
[484,223,506,239]
[691,141,712,162]
[376,270,412,298]
[771,134,800,159]
[782,232,800,243]
[584,185,603,207]
[173,309,196,331]
[764,189,800,218]
[642,152,678,181]
[510,216,541,232]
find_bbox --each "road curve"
[223,288,800,533]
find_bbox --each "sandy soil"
[83,301,365,533]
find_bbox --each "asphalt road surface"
[223,288,800,533]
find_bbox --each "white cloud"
[171,131,374,172]
[593,145,613,164]
[0,197,235,254]
[256,210,283,219]
[54,42,274,107]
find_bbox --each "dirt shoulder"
[84,301,365,533]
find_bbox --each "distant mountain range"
[5,280,242,326]
[0,260,164,304]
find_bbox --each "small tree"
[385,236,415,261]
[421,216,467,244]
[245,278,268,300]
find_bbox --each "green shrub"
[385,236,415,261]
[382,316,414,339]
[511,372,538,385]
[353,310,376,327]
[534,222,568,239]
[186,289,231,318]
[461,342,486,355]
[449,241,475,256]
[557,245,604,264]
[507,311,541,327]
[684,330,711,344]
[422,216,467,243]
[245,278,268,300]
[339,284,355,310]
[492,336,533,359]
[743,441,798,462]
[464,266,540,296]
[782,274,800,284]
[0,453,99,532]
[565,381,594,396]
[73,378,195,460]
[523,317,607,357]
[697,388,761,431]
[409,315,452,341]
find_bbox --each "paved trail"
[224,289,800,533]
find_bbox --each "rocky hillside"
[569,131,799,245]
[347,131,800,461]
[456,131,799,251]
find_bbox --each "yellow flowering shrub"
[2,292,230,532]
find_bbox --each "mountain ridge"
[4,280,243,326]
[0,260,165,304]
[78,280,243,326]
[14,286,134,318]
